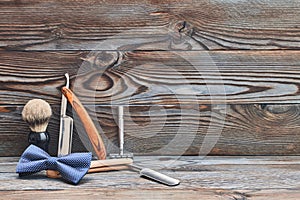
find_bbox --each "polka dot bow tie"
[16,145,92,184]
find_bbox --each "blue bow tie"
[16,145,92,184]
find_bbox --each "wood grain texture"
[2,189,300,200]
[95,104,300,156]
[1,104,300,156]
[1,156,300,199]
[0,0,299,50]
[0,50,300,105]
[0,51,85,105]
[76,50,300,105]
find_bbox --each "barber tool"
[88,158,132,173]
[47,73,74,177]
[16,145,92,185]
[22,99,52,152]
[61,86,180,186]
[47,74,130,179]
[57,73,73,156]
[130,165,180,186]
[110,106,180,186]
[109,106,133,159]
[61,86,107,160]
[108,106,179,186]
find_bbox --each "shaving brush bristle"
[22,99,52,132]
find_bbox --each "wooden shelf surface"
[1,156,300,199]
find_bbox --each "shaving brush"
[22,99,52,152]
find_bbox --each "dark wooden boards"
[0,0,299,50]
[0,50,300,105]
[2,104,300,156]
[116,104,300,156]
[0,0,299,159]
[1,156,300,199]
[0,51,85,105]
[1,50,300,156]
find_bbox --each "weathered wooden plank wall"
[0,0,299,156]
[0,0,299,50]
[1,51,300,105]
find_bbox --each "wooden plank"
[0,50,300,105]
[1,156,300,199]
[0,190,248,200]
[83,104,300,156]
[2,189,300,200]
[75,50,300,105]
[0,51,86,105]
[0,0,299,50]
[2,104,300,156]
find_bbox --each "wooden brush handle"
[89,158,131,172]
[47,166,129,178]
[61,87,107,160]
[46,170,60,178]
[90,158,133,169]
[88,165,129,173]
[46,158,132,178]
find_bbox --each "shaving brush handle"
[28,131,50,152]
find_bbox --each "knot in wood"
[51,27,64,39]
[174,21,194,36]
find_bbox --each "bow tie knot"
[16,145,92,184]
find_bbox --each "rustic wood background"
[0,0,299,156]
